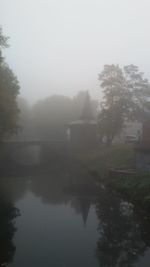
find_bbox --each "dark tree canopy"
[0,200,18,266]
[0,28,20,140]
[98,64,150,145]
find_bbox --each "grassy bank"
[77,143,135,178]
[77,144,150,207]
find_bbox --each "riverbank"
[77,144,150,208]
[77,143,135,177]
[108,170,150,209]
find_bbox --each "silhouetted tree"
[0,27,20,141]
[13,97,33,140]
[98,64,150,145]
[98,103,124,146]
[0,199,19,266]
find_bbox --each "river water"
[0,162,150,267]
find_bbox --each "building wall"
[69,124,97,150]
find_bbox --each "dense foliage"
[0,28,20,140]
[98,64,150,145]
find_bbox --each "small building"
[67,92,97,151]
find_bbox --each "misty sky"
[1,0,150,103]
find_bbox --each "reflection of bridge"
[3,140,67,146]
[2,140,69,167]
[3,140,68,151]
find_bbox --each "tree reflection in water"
[95,190,148,267]
[1,167,150,267]
[0,177,25,266]
[30,173,93,227]
[0,199,19,266]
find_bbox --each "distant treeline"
[15,91,98,141]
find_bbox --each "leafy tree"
[0,28,20,141]
[14,97,33,140]
[98,104,124,146]
[98,64,150,145]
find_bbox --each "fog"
[1,0,150,103]
[1,2,150,266]
[15,92,98,142]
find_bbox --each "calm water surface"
[12,191,98,267]
[0,167,150,267]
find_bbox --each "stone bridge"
[2,140,69,166]
[3,140,67,147]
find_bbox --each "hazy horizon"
[1,0,150,103]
